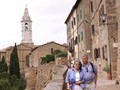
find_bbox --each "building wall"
[0,51,6,61]
[29,42,67,67]
[116,0,120,81]
[77,0,91,59]
[0,43,33,71]
[106,0,118,79]
[91,0,118,79]
[66,0,92,60]
[91,0,108,76]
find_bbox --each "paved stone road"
[96,76,120,90]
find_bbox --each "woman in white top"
[66,60,85,90]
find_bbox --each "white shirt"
[74,72,82,90]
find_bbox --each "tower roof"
[22,8,31,21]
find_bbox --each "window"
[98,48,100,58]
[75,36,78,45]
[80,10,82,18]
[26,55,29,67]
[99,4,104,25]
[77,14,79,22]
[25,23,28,30]
[73,17,76,25]
[69,43,71,47]
[71,38,74,49]
[71,21,73,28]
[102,47,105,59]
[94,48,98,59]
[91,25,95,36]
[51,48,53,54]
[81,31,83,41]
[78,34,80,43]
[90,1,93,12]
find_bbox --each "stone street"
[96,76,120,90]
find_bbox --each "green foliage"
[41,50,67,64]
[0,72,26,90]
[56,51,67,57]
[41,54,55,64]
[41,57,47,64]
[53,49,61,55]
[10,86,19,90]
[0,43,26,90]
[0,79,11,90]
[0,56,8,73]
[9,43,20,78]
[103,64,110,73]
[46,54,55,62]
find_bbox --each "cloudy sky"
[0,0,76,49]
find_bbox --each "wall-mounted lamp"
[100,13,107,23]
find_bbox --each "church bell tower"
[21,7,33,44]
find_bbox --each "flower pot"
[107,73,111,80]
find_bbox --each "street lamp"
[100,13,107,24]
[100,13,112,79]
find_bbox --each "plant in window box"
[103,64,111,80]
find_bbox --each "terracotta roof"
[31,41,67,52]
[0,46,13,52]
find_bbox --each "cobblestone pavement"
[96,76,120,90]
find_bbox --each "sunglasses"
[86,67,88,72]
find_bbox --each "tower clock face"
[25,23,28,30]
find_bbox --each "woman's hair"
[73,60,82,70]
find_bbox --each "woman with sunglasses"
[65,60,85,90]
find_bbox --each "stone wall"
[43,65,67,90]
[35,62,55,90]
[25,67,37,90]
[25,62,68,90]
[116,0,120,81]
[55,57,68,66]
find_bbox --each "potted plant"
[103,64,111,80]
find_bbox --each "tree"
[41,54,55,64]
[53,49,61,55]
[56,51,67,57]
[0,56,8,73]
[0,72,26,90]
[9,43,20,78]
[0,79,11,90]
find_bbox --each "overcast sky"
[0,0,76,49]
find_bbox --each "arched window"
[25,23,28,30]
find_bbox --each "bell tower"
[21,7,33,44]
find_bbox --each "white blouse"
[74,72,83,90]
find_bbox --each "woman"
[65,60,85,90]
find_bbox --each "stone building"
[27,41,67,67]
[0,7,67,72]
[65,0,92,60]
[116,0,120,81]
[65,0,119,79]
[90,0,118,79]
